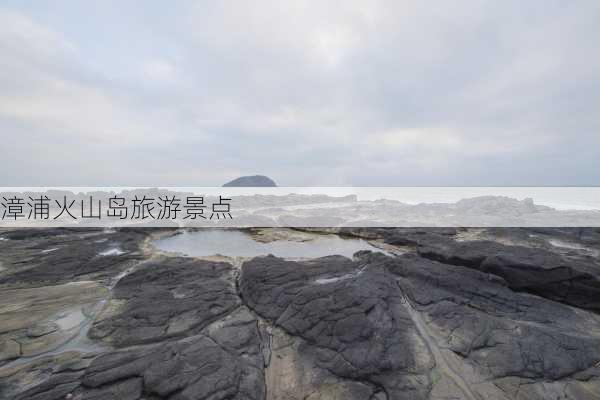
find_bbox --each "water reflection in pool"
[153,229,386,259]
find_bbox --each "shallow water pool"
[153,229,385,259]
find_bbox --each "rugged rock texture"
[0,351,96,400]
[0,228,151,369]
[2,227,600,400]
[12,308,266,400]
[385,252,600,399]
[89,257,240,347]
[0,281,107,363]
[240,255,434,399]
[413,236,600,312]
[338,228,600,312]
[240,252,600,400]
[0,228,148,286]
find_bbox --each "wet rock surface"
[0,281,107,362]
[0,228,148,286]
[12,309,265,400]
[1,227,600,399]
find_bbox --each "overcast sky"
[0,1,598,186]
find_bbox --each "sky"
[0,1,599,186]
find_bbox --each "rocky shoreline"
[1,227,600,399]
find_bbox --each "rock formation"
[223,175,277,187]
[1,227,600,399]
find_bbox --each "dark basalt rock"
[4,228,600,400]
[383,228,459,247]
[0,229,148,286]
[416,238,600,312]
[1,228,92,241]
[89,257,240,347]
[14,309,265,400]
[223,175,277,187]
[387,253,600,375]
[523,227,600,245]
[240,255,435,399]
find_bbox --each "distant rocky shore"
[1,227,600,399]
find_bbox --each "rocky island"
[0,227,600,399]
[223,175,278,187]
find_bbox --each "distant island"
[223,175,277,187]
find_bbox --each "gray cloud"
[0,1,599,186]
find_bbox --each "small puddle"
[314,270,364,285]
[549,239,587,250]
[547,238,599,257]
[99,247,126,256]
[54,309,86,331]
[1,302,108,369]
[153,229,386,259]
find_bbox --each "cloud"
[0,1,599,186]
[141,59,180,85]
